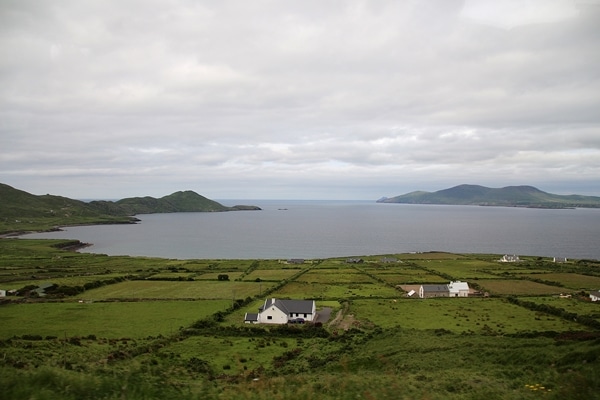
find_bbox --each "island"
[377,184,600,209]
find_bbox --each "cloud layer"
[1,0,599,199]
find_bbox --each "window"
[303,314,307,318]
[267,316,272,320]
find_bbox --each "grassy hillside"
[378,184,600,208]
[0,240,599,399]
[0,183,259,234]
[0,183,135,234]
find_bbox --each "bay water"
[22,201,600,260]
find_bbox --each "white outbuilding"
[448,281,470,297]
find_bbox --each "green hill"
[0,183,260,234]
[378,184,600,208]
[0,183,111,219]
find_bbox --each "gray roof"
[591,291,600,297]
[422,284,449,292]
[244,313,258,321]
[263,298,315,314]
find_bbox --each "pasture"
[1,238,599,400]
[521,273,600,290]
[412,259,503,279]
[369,270,447,285]
[473,279,565,295]
[348,298,584,333]
[0,300,229,338]
[525,296,600,322]
[270,281,401,300]
[243,269,302,281]
[296,269,377,284]
[82,280,269,300]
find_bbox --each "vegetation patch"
[349,298,585,333]
[0,300,229,338]
[474,279,566,295]
[81,280,269,300]
[1,238,599,399]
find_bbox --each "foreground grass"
[0,300,230,338]
[1,238,599,399]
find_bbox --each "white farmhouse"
[500,254,520,262]
[244,298,316,324]
[448,281,470,297]
[590,291,600,302]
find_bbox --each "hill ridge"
[377,184,600,209]
[0,183,260,234]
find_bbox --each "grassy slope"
[0,183,257,234]
[0,239,599,399]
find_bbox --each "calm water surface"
[22,201,600,260]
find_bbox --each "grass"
[297,269,378,284]
[82,280,269,300]
[1,238,600,399]
[474,279,566,295]
[521,273,600,289]
[0,300,229,338]
[525,296,600,322]
[243,269,301,281]
[413,259,503,279]
[271,281,401,300]
[348,298,585,333]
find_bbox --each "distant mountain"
[0,183,260,234]
[377,184,600,208]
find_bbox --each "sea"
[21,200,600,260]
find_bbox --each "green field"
[0,300,229,338]
[82,280,269,300]
[521,273,600,289]
[297,269,378,284]
[413,259,503,279]
[243,269,301,281]
[0,238,599,399]
[349,298,585,333]
[474,279,566,295]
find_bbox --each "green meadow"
[0,300,229,338]
[82,280,268,300]
[1,238,599,399]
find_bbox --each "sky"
[1,0,599,200]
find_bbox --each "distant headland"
[0,183,260,235]
[377,184,600,209]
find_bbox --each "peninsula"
[0,183,260,235]
[377,184,600,209]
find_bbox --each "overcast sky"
[1,0,599,200]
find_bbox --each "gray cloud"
[1,0,599,199]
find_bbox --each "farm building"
[244,298,316,324]
[553,257,567,263]
[500,254,520,262]
[346,258,364,264]
[244,313,259,324]
[417,281,471,299]
[0,289,5,297]
[590,291,600,302]
[419,284,450,298]
[448,281,470,297]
